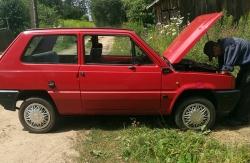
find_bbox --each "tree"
[38,0,63,18]
[62,0,86,20]
[38,0,89,20]
[91,0,125,27]
[70,0,90,13]
[37,0,57,8]
[37,4,60,27]
[122,0,154,25]
[0,0,30,36]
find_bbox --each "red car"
[0,12,239,133]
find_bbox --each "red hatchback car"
[0,12,239,133]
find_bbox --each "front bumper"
[0,90,19,111]
[212,90,240,112]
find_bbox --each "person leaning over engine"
[204,37,250,127]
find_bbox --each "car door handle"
[128,66,136,70]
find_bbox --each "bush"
[0,0,30,36]
[90,0,124,27]
[38,4,60,27]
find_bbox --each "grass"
[71,115,250,163]
[109,36,131,55]
[39,19,95,28]
[62,19,95,28]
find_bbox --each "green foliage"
[73,120,250,163]
[89,0,155,26]
[90,0,124,27]
[63,0,90,13]
[62,1,85,20]
[123,21,146,36]
[62,19,94,28]
[123,10,250,74]
[38,4,60,27]
[37,0,60,19]
[122,0,154,25]
[38,0,57,7]
[81,14,89,21]
[38,0,89,20]
[52,35,76,52]
[123,14,184,55]
[0,0,30,36]
[109,36,131,55]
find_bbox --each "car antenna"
[206,32,209,41]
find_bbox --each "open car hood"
[163,12,223,64]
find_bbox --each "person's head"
[203,41,222,61]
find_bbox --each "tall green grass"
[39,19,95,28]
[123,11,250,65]
[123,11,250,76]
[72,116,250,163]
[62,19,95,28]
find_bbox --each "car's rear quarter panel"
[0,32,83,114]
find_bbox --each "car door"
[17,34,82,114]
[79,34,162,113]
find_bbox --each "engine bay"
[172,58,218,73]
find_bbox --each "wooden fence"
[148,0,250,24]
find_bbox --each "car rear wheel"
[19,97,57,133]
[175,97,216,130]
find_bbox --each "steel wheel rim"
[182,103,210,129]
[24,103,51,129]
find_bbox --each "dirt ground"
[0,102,79,163]
[1,102,250,163]
[211,114,250,145]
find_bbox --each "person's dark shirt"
[217,37,250,71]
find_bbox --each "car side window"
[84,35,154,65]
[22,35,78,64]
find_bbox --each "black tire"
[175,97,216,130]
[18,97,58,133]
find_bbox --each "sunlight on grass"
[73,125,250,163]
[40,19,95,28]
[62,19,95,28]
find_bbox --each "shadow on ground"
[53,111,249,133]
[54,114,176,133]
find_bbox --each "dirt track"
[211,115,250,145]
[0,102,79,163]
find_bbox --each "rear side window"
[22,35,78,64]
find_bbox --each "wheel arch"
[171,89,218,115]
[17,90,57,112]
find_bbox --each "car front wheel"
[19,97,57,133]
[175,97,216,130]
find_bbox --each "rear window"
[21,35,78,64]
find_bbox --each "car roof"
[24,28,134,33]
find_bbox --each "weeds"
[39,19,95,28]
[124,11,250,76]
[73,116,250,163]
[62,19,95,28]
